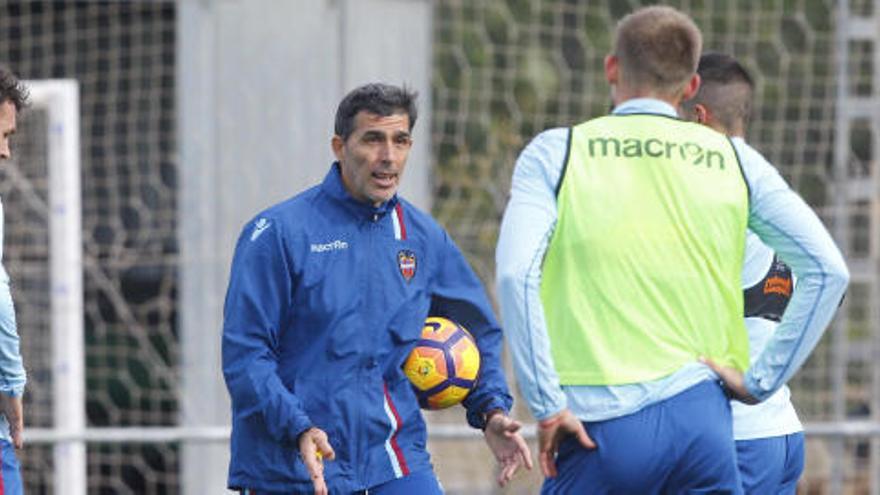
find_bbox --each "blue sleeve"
[735,140,850,401]
[430,230,513,429]
[222,218,312,445]
[0,266,25,398]
[495,128,569,421]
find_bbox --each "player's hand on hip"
[700,356,759,405]
[537,408,595,478]
[483,411,533,487]
[298,427,336,495]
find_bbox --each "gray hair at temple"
[334,83,418,141]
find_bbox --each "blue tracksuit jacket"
[222,164,513,493]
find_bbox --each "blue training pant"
[0,439,23,495]
[365,470,443,494]
[736,432,804,495]
[239,469,443,495]
[541,380,742,495]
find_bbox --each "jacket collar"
[612,98,678,118]
[320,162,398,219]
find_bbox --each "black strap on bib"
[743,255,793,322]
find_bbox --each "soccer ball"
[403,316,481,410]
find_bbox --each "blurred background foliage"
[432,0,844,287]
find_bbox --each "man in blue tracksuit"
[0,66,28,495]
[222,83,531,494]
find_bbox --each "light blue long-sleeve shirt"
[495,98,850,422]
[0,198,24,399]
[0,197,26,442]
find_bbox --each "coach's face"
[333,110,412,207]
[0,100,17,160]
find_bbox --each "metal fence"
[0,0,876,493]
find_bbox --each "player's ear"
[682,73,701,101]
[604,54,619,85]
[331,134,345,161]
[694,104,709,125]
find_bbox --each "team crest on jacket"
[398,250,417,282]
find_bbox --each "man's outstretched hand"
[298,427,336,495]
[483,412,533,487]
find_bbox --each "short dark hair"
[689,52,755,132]
[334,83,417,141]
[614,6,702,97]
[0,66,29,111]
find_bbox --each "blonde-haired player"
[497,6,848,493]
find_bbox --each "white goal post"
[24,80,85,495]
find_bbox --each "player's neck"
[613,85,683,109]
[721,124,745,138]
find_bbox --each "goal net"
[0,3,178,494]
[9,79,85,494]
[0,1,875,494]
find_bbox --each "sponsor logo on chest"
[310,239,349,253]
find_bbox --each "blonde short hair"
[613,6,702,97]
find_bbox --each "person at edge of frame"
[0,65,30,495]
[222,82,532,495]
